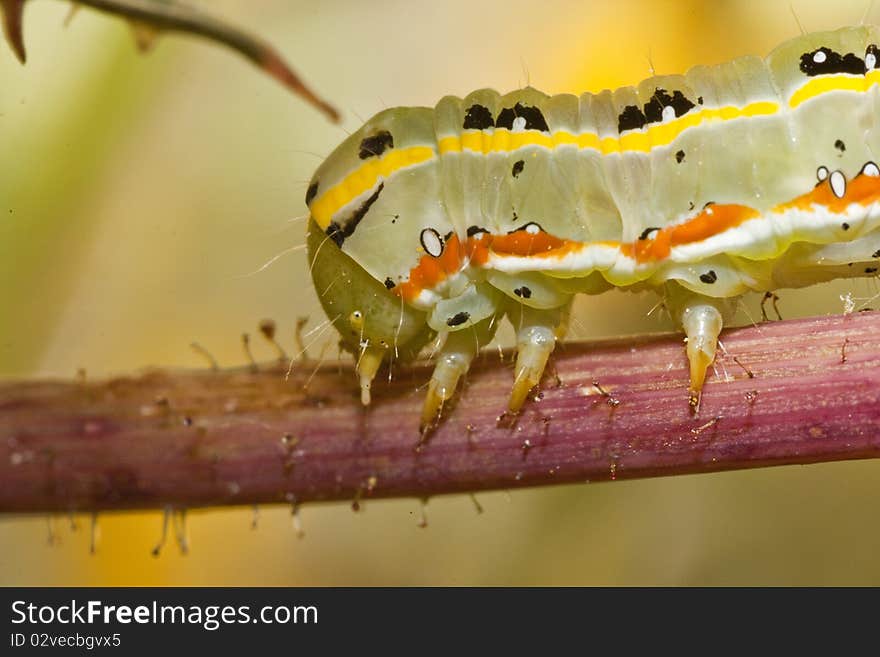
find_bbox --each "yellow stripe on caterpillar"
[310,145,436,230]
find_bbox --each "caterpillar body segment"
[305,26,880,430]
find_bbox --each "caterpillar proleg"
[305,25,880,432]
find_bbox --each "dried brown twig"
[2,311,880,513]
[1,0,340,121]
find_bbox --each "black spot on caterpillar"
[867,44,880,69]
[800,47,865,76]
[835,139,846,153]
[699,270,718,284]
[325,183,384,247]
[866,267,878,273]
[618,105,647,132]
[512,160,525,178]
[305,181,319,206]
[384,277,395,289]
[495,103,550,132]
[447,311,470,327]
[420,227,444,257]
[463,104,494,130]
[619,89,695,133]
[643,88,696,123]
[513,286,532,298]
[507,221,544,234]
[675,150,685,164]
[358,130,394,159]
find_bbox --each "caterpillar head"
[307,218,435,403]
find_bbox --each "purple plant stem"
[2,311,880,513]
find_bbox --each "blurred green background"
[2,0,879,585]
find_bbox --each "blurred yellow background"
[2,0,879,585]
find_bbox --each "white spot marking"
[420,227,444,257]
[867,52,877,71]
[661,105,675,122]
[862,161,880,177]
[829,170,846,199]
[816,165,829,182]
[813,50,827,64]
[512,116,527,131]
[524,222,541,235]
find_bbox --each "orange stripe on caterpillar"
[393,172,880,302]
[622,204,760,262]
[395,233,466,301]
[774,167,880,213]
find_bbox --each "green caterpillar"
[305,25,880,433]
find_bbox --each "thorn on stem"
[1,0,26,64]
[251,504,259,530]
[290,501,304,538]
[416,497,429,528]
[469,493,483,515]
[242,333,258,372]
[592,380,620,407]
[731,355,754,378]
[89,512,99,555]
[152,507,171,557]
[190,342,219,371]
[259,319,287,361]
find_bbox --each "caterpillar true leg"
[665,282,737,413]
[508,302,571,413]
[421,317,498,434]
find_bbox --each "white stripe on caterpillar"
[305,25,880,435]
